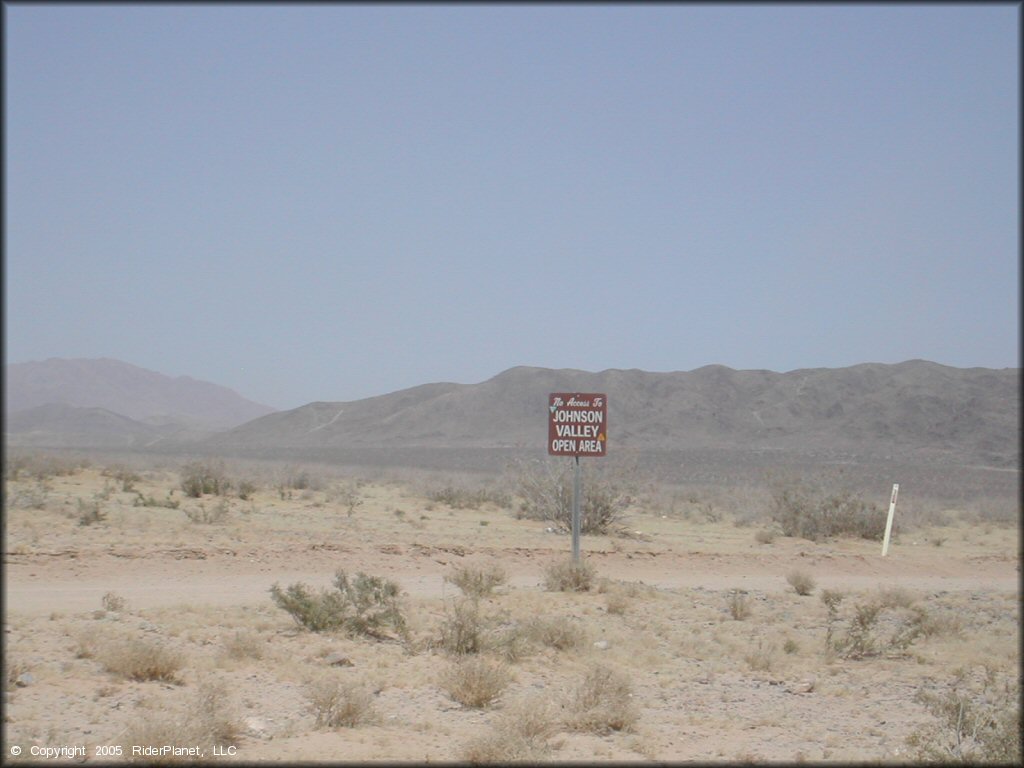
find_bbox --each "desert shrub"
[907,673,1021,763]
[461,728,550,764]
[526,616,587,652]
[77,498,107,526]
[306,676,378,728]
[769,479,888,541]
[786,570,816,596]
[122,682,239,762]
[510,457,637,534]
[460,695,554,763]
[184,499,230,524]
[754,528,777,544]
[93,634,184,682]
[329,482,363,516]
[133,492,180,509]
[744,639,777,672]
[180,460,231,498]
[102,465,141,492]
[5,452,87,481]
[280,465,322,491]
[728,590,752,620]
[223,630,266,661]
[604,589,630,615]
[441,655,512,708]
[874,586,916,610]
[437,598,488,655]
[235,480,257,500]
[543,557,595,592]
[565,664,639,734]
[10,482,49,510]
[101,592,127,613]
[270,571,406,639]
[429,485,512,510]
[445,563,508,598]
[824,595,927,660]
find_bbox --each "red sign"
[548,393,607,457]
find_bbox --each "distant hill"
[4,358,276,431]
[204,361,1020,469]
[4,403,165,449]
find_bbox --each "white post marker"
[881,483,899,556]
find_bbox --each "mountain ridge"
[4,358,1018,470]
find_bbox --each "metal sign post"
[572,456,581,561]
[549,393,607,562]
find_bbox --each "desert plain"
[3,450,1020,764]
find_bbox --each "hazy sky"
[5,4,1019,409]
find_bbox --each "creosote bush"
[270,571,406,639]
[907,671,1021,763]
[510,457,637,534]
[180,460,231,498]
[445,563,508,598]
[437,598,489,655]
[769,479,888,541]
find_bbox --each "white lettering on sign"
[552,410,604,424]
[555,424,599,438]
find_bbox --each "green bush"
[445,564,508,598]
[180,460,231,498]
[270,571,406,639]
[769,480,887,541]
[907,673,1021,762]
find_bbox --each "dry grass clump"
[461,728,550,764]
[446,563,508,598]
[727,590,752,620]
[306,675,378,728]
[441,655,512,708]
[543,557,595,592]
[786,569,816,596]
[222,630,266,661]
[526,616,587,652]
[460,694,555,763]
[744,639,778,672]
[564,664,639,734]
[122,682,240,760]
[81,631,184,683]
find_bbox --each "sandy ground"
[3,463,1020,763]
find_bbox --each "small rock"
[15,672,34,687]
[593,640,610,651]
[323,652,354,667]
[788,676,816,694]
